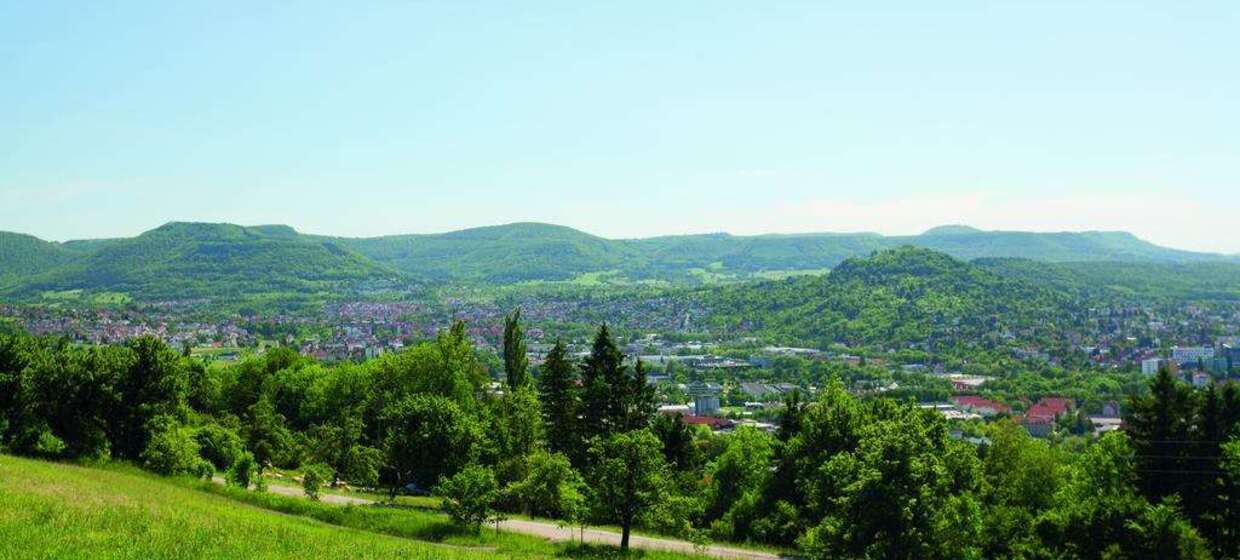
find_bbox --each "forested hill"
[0,232,79,283]
[702,247,1081,350]
[1,221,1237,300]
[3,223,393,300]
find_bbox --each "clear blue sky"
[2,2,1237,252]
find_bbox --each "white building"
[1172,346,1215,364]
[1141,358,1164,375]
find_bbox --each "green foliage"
[141,415,212,477]
[705,427,774,525]
[435,464,500,533]
[792,386,984,560]
[503,308,531,389]
[580,326,656,442]
[227,452,259,489]
[302,462,331,501]
[538,340,582,463]
[381,394,482,492]
[508,450,586,518]
[588,429,670,551]
[194,421,245,470]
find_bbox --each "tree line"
[1,316,1239,558]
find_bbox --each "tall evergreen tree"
[620,358,656,432]
[502,308,530,390]
[1126,366,1195,501]
[580,325,625,441]
[538,341,581,463]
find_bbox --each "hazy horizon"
[3,3,1237,252]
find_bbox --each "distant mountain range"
[1,221,1236,301]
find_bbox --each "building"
[1172,346,1215,364]
[688,381,722,416]
[1021,396,1076,437]
[950,396,1012,416]
[1141,358,1164,375]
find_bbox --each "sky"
[1,2,1237,252]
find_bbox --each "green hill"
[333,222,633,282]
[704,246,1075,349]
[0,232,76,285]
[8,222,394,300]
[1,221,1234,299]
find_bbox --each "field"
[0,455,708,560]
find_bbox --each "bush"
[227,452,259,489]
[195,422,245,470]
[508,450,586,518]
[434,464,498,533]
[303,463,331,501]
[142,416,209,476]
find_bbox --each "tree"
[436,464,500,534]
[580,326,655,442]
[1126,366,1195,501]
[493,384,546,485]
[502,309,530,390]
[580,325,625,441]
[381,394,482,497]
[195,421,245,471]
[302,463,331,501]
[141,415,212,478]
[651,412,697,471]
[538,340,581,463]
[1209,437,1240,557]
[307,414,381,488]
[588,429,669,552]
[509,450,586,518]
[1033,431,1210,560]
[705,426,774,523]
[110,337,189,460]
[244,395,297,470]
[227,452,259,489]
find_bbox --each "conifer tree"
[538,340,581,463]
[502,309,530,390]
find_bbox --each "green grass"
[0,455,709,560]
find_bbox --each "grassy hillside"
[0,455,486,560]
[0,455,707,560]
[7,223,395,301]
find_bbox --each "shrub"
[302,463,331,501]
[434,464,498,533]
[227,452,259,489]
[142,416,207,476]
[195,422,245,470]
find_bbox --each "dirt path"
[213,478,784,559]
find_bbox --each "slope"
[0,454,484,560]
[0,231,77,285]
[9,222,395,300]
[704,246,1075,349]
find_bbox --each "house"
[950,396,1011,416]
[680,415,735,430]
[1020,396,1075,437]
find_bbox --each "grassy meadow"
[0,455,708,560]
